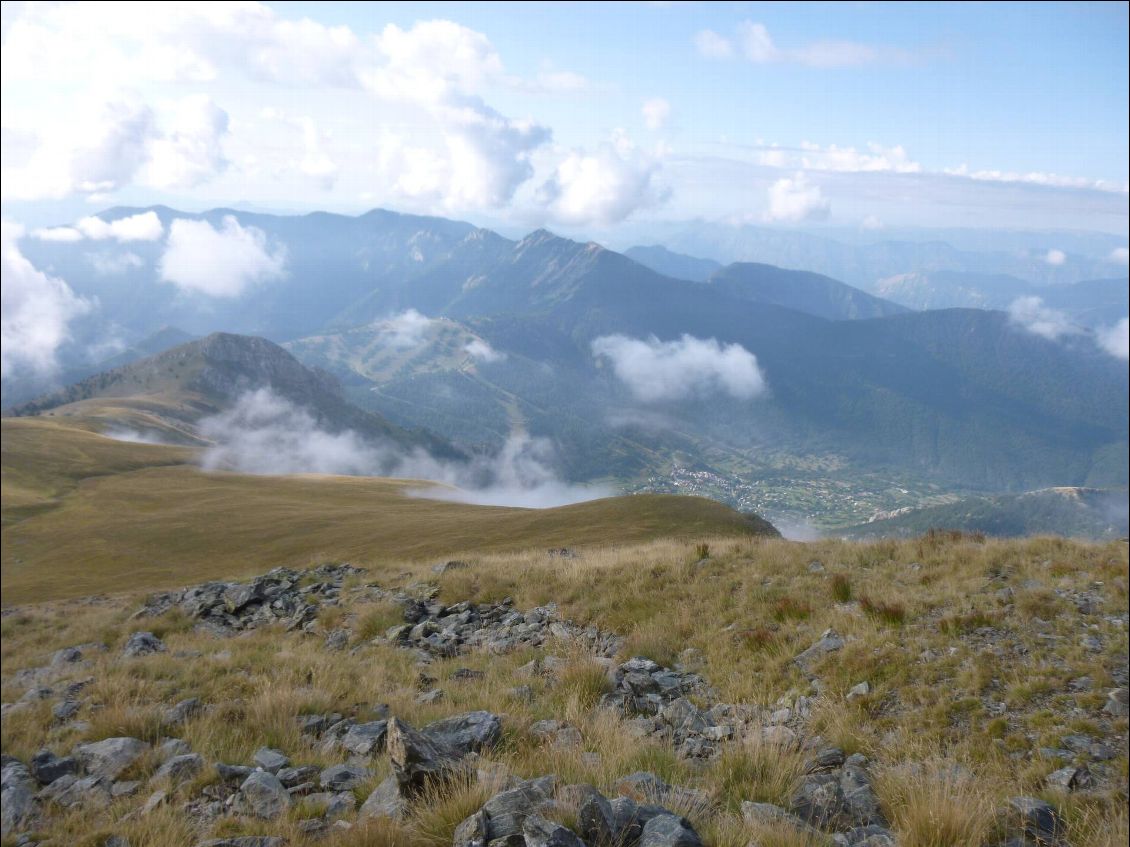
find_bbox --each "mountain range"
[7,205,1128,529]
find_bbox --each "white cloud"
[1044,248,1066,266]
[2,96,229,201]
[464,337,505,363]
[141,95,230,189]
[1007,296,1078,341]
[591,333,766,402]
[364,21,552,210]
[694,29,734,59]
[159,216,286,298]
[942,164,1129,195]
[198,388,609,507]
[765,171,830,222]
[698,21,885,68]
[754,141,921,174]
[35,211,164,243]
[1,220,93,378]
[1109,247,1129,266]
[1096,318,1129,361]
[642,98,671,131]
[861,215,884,230]
[375,309,435,349]
[260,109,338,189]
[539,132,668,225]
[87,251,144,276]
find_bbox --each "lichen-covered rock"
[237,771,290,819]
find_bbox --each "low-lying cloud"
[34,211,164,242]
[1,220,93,378]
[592,333,766,403]
[464,337,505,363]
[1007,296,1078,341]
[1097,317,1129,361]
[197,388,609,508]
[765,171,830,223]
[159,216,286,298]
[376,309,434,349]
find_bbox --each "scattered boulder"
[252,747,290,773]
[236,771,290,819]
[639,813,704,847]
[523,813,586,847]
[340,721,388,756]
[30,750,77,786]
[152,753,204,785]
[319,764,370,791]
[162,698,202,727]
[122,632,166,658]
[74,737,149,781]
[794,629,844,670]
[421,710,502,755]
[386,717,464,793]
[359,775,407,820]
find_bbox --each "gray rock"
[794,629,844,669]
[482,776,557,841]
[1008,797,1066,845]
[453,809,488,847]
[111,780,141,798]
[325,791,356,821]
[1,769,35,836]
[277,765,319,788]
[237,771,290,819]
[530,719,583,748]
[196,839,286,847]
[1046,765,1093,792]
[639,813,704,847]
[157,738,192,761]
[122,631,166,657]
[523,813,586,847]
[252,747,290,773]
[791,773,849,830]
[53,699,81,721]
[319,764,370,791]
[216,763,253,783]
[832,825,898,846]
[30,750,77,786]
[40,774,110,809]
[140,788,167,815]
[152,753,204,785]
[387,717,464,792]
[577,785,615,845]
[74,737,149,781]
[359,774,407,820]
[340,720,387,756]
[421,710,502,754]
[416,688,444,704]
[1103,687,1129,717]
[741,801,822,836]
[161,698,202,727]
[616,771,670,802]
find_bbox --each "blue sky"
[1,1,1127,235]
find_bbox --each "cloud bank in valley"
[1007,296,1078,341]
[159,215,286,297]
[1097,318,1129,361]
[1,221,92,378]
[197,388,609,508]
[591,333,766,403]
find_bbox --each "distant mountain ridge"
[13,332,453,456]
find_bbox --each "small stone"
[639,813,703,847]
[319,764,370,791]
[252,747,290,773]
[152,753,204,785]
[523,813,586,847]
[237,771,290,819]
[121,632,166,658]
[1103,687,1129,717]
[162,698,202,727]
[847,681,871,701]
[359,774,406,820]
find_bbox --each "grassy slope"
[1,417,770,605]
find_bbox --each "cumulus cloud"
[35,211,164,243]
[642,98,671,131]
[1109,247,1129,266]
[365,20,552,210]
[1,95,230,201]
[1007,296,1078,341]
[464,337,505,363]
[1,220,93,378]
[539,132,669,225]
[591,334,766,403]
[765,171,830,222]
[1096,318,1129,361]
[159,216,286,298]
[699,21,888,68]
[141,94,230,189]
[198,388,609,507]
[376,309,435,349]
[694,29,735,59]
[1044,248,1066,266]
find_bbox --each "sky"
[1,1,1128,237]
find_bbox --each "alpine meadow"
[1,4,1127,847]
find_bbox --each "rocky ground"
[1,537,1127,846]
